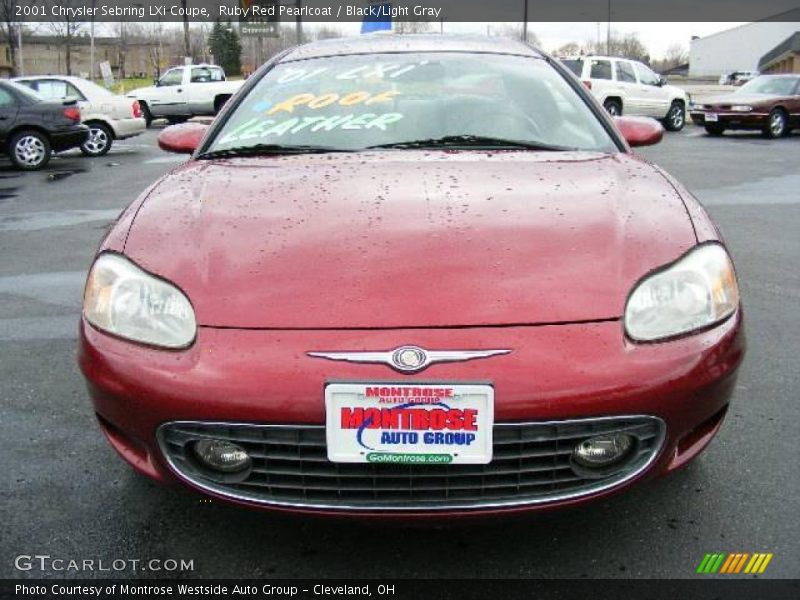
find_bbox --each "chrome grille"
[158,417,664,511]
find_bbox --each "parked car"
[14,75,145,156]
[718,71,759,86]
[0,80,88,170]
[561,55,690,131]
[690,74,800,137]
[126,64,244,127]
[79,35,743,516]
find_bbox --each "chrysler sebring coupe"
[79,35,744,516]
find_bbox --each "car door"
[0,87,20,145]
[152,68,186,116]
[633,62,671,118]
[187,66,225,113]
[790,78,800,128]
[613,60,643,115]
[586,58,615,107]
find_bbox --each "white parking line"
[144,155,187,164]
[0,209,120,232]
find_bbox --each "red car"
[79,35,744,516]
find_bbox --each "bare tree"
[47,0,86,75]
[487,23,540,46]
[394,21,432,34]
[588,32,649,63]
[312,26,343,41]
[0,0,21,76]
[554,41,585,57]
[661,43,689,70]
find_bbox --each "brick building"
[1,34,152,79]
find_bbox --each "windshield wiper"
[365,135,575,151]
[196,143,352,160]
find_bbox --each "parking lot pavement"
[1,127,798,579]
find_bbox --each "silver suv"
[561,56,690,131]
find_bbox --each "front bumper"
[690,111,768,129]
[79,311,744,516]
[110,117,147,140]
[50,126,90,152]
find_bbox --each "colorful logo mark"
[696,552,774,574]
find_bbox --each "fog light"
[192,439,251,473]
[572,433,634,468]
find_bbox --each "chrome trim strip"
[307,346,511,373]
[156,416,666,512]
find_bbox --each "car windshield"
[206,52,617,155]
[738,77,798,95]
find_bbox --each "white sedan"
[13,76,146,156]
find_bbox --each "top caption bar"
[13,0,800,23]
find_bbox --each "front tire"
[80,123,113,157]
[8,130,51,170]
[704,124,725,136]
[603,99,622,116]
[663,101,686,131]
[214,95,231,114]
[763,108,787,138]
[140,102,154,128]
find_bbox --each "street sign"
[99,61,114,87]
[240,0,280,38]
[361,1,393,33]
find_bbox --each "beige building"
[2,34,152,80]
[759,32,800,74]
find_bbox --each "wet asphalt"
[1,125,798,579]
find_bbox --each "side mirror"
[153,79,160,87]
[658,77,668,87]
[614,116,664,147]
[157,122,209,154]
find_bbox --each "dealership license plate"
[325,382,494,464]
[706,113,719,122]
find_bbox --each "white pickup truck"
[127,64,244,127]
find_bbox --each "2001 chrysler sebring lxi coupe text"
[79,35,744,516]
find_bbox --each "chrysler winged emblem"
[307,345,511,373]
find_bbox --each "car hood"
[700,93,779,106]
[128,86,158,99]
[664,84,688,98]
[123,151,697,329]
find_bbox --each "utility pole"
[522,0,528,42]
[90,0,96,80]
[17,24,23,76]
[295,0,302,44]
[606,0,611,55]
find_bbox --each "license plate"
[706,113,719,122]
[325,382,494,465]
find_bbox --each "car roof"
[562,55,635,62]
[13,74,85,83]
[279,34,543,62]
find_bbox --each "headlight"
[83,253,196,348]
[730,105,753,112]
[624,244,739,342]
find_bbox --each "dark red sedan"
[79,35,744,516]
[690,74,800,137]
